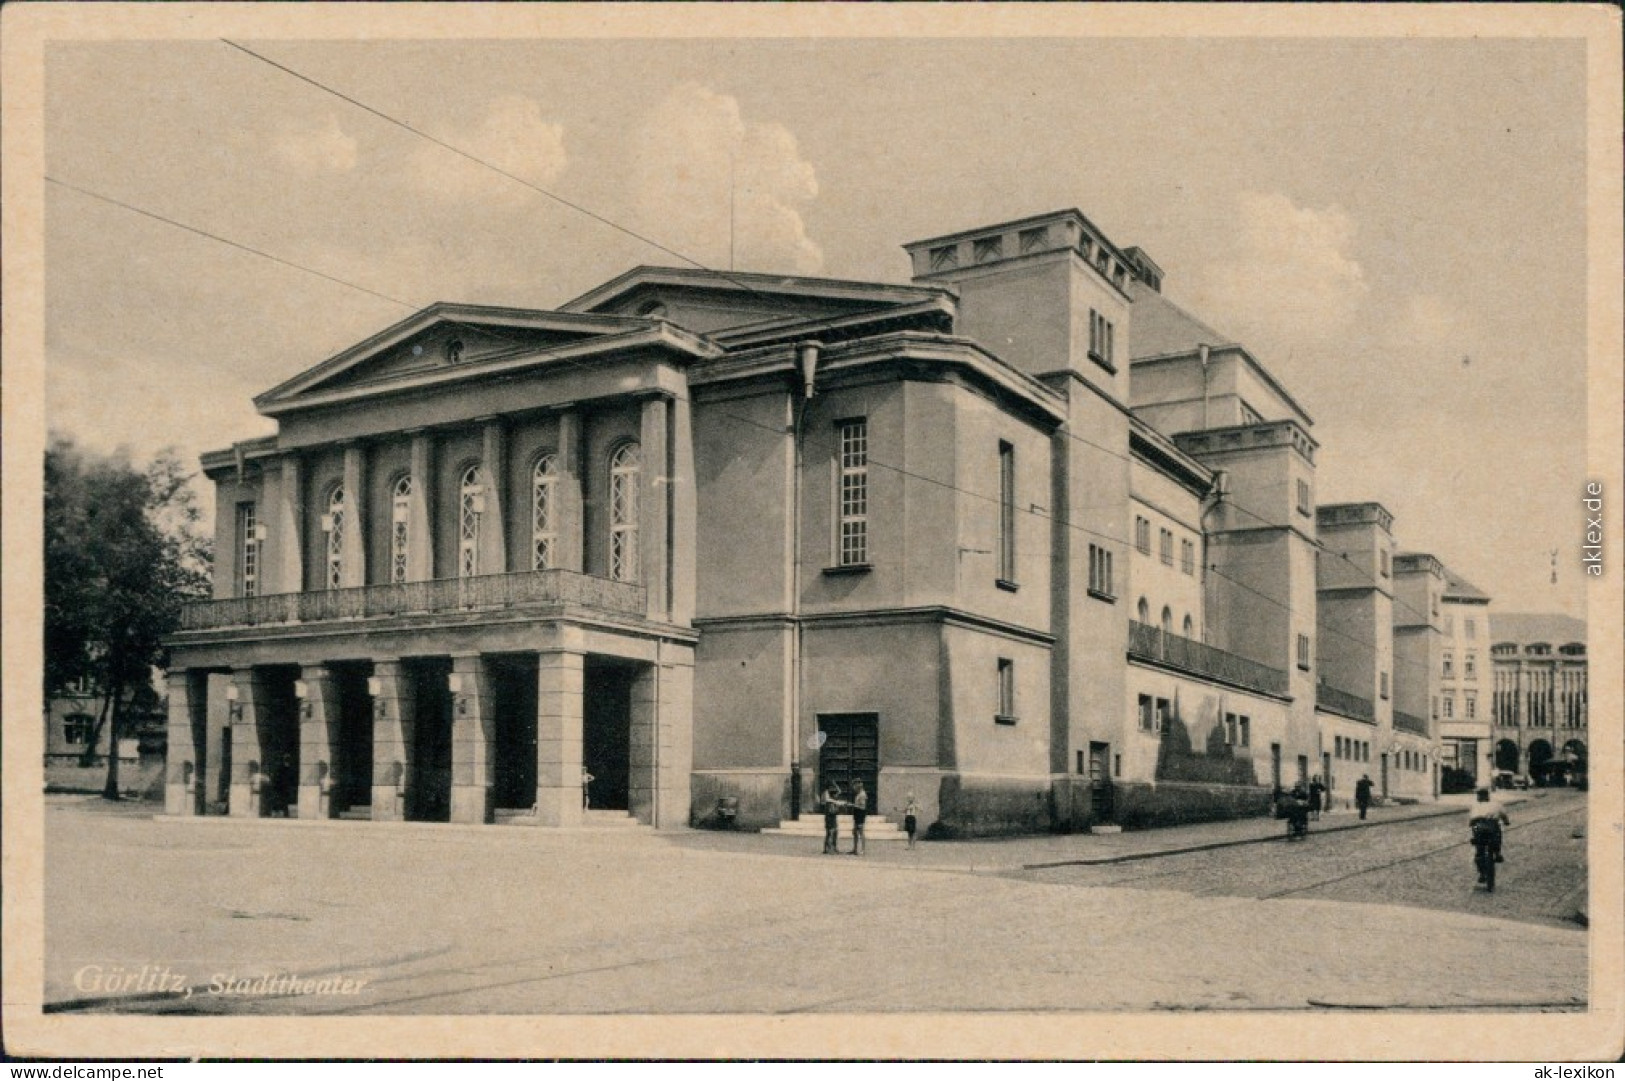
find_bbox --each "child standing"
[901,793,920,849]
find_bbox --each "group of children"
[820,782,919,854]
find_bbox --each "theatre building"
[166,208,1365,835]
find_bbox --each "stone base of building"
[929,774,1054,839]
[690,770,790,830]
[1111,781,1271,831]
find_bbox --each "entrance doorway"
[406,658,453,822]
[1088,741,1113,822]
[1380,753,1389,798]
[490,654,539,811]
[583,658,635,811]
[817,713,879,809]
[330,663,375,816]
[1270,743,1282,790]
[257,668,301,817]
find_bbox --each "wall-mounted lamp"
[253,524,270,542]
[469,493,486,514]
[293,680,309,699]
[366,676,383,697]
[447,673,464,695]
[225,684,240,702]
[320,513,336,533]
[392,506,409,524]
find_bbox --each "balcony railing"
[1126,621,1290,698]
[1393,710,1430,737]
[180,569,647,631]
[1315,682,1375,723]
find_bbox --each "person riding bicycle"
[1468,786,1509,869]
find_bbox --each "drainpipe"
[789,341,820,819]
[1199,343,1211,430]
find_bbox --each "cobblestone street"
[43,791,1588,1016]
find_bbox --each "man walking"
[1355,773,1373,820]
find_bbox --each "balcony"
[1393,710,1430,737]
[1315,682,1375,723]
[180,569,647,631]
[1127,621,1290,698]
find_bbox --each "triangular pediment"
[561,266,950,337]
[254,304,656,409]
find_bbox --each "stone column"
[274,454,304,594]
[479,420,508,576]
[341,443,368,587]
[296,665,337,821]
[556,411,585,572]
[628,664,658,825]
[628,651,694,829]
[639,397,670,621]
[370,659,414,822]
[655,656,694,829]
[164,670,205,816]
[228,668,269,818]
[408,431,435,581]
[535,649,585,827]
[669,394,696,626]
[449,653,494,824]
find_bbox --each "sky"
[41,29,1597,619]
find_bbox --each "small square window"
[973,236,1004,263]
[929,244,959,271]
[1018,227,1048,254]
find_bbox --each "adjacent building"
[1491,613,1588,785]
[161,207,1526,835]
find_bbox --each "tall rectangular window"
[1465,652,1477,680]
[1137,694,1153,732]
[1297,634,1311,671]
[1380,549,1390,577]
[997,441,1016,585]
[1239,715,1250,747]
[1088,543,1114,598]
[1465,691,1477,719]
[1465,618,1476,639]
[1442,652,1454,679]
[1296,479,1311,516]
[837,419,869,567]
[1134,516,1150,554]
[1159,528,1173,566]
[1180,538,1195,575]
[996,658,1016,722]
[1443,695,1454,719]
[1380,671,1390,700]
[236,502,259,597]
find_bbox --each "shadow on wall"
[1156,698,1259,787]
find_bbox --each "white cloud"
[411,96,567,202]
[627,83,823,274]
[1188,191,1369,358]
[270,113,358,174]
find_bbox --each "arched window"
[324,485,345,589]
[1182,614,1193,638]
[459,464,485,578]
[609,443,640,582]
[1137,597,1149,624]
[390,475,413,584]
[1161,606,1173,636]
[532,454,558,571]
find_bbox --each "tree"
[44,437,213,798]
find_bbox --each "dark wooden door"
[1088,741,1113,820]
[817,714,879,810]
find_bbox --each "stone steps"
[760,814,910,841]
